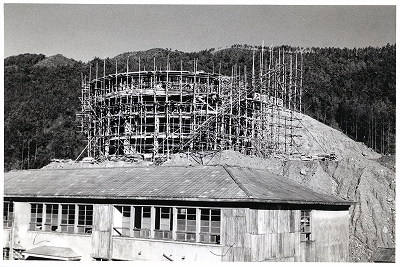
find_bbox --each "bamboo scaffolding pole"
[294,53,298,111]
[80,49,304,161]
[244,65,248,146]
[229,66,233,146]
[179,60,183,147]
[166,55,170,157]
[300,52,303,112]
[206,72,210,151]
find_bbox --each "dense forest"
[3,44,395,171]
[4,54,87,170]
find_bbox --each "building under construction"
[78,48,304,162]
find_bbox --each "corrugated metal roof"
[3,165,351,205]
[225,167,348,204]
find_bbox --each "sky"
[2,2,397,62]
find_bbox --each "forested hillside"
[4,54,87,170]
[3,44,395,171]
[303,45,395,155]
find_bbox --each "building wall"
[222,208,349,262]
[4,202,349,262]
[91,204,113,259]
[111,237,223,261]
[3,229,11,248]
[91,204,223,261]
[4,202,93,261]
[222,208,301,262]
[300,210,349,262]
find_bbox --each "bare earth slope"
[43,113,395,262]
[283,113,396,262]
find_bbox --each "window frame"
[176,207,197,242]
[154,206,173,240]
[60,204,75,234]
[3,247,10,260]
[300,210,312,242]
[134,206,152,238]
[3,201,14,228]
[29,203,44,231]
[113,205,132,237]
[77,205,93,234]
[113,204,222,245]
[44,203,59,232]
[29,202,93,235]
[199,208,221,244]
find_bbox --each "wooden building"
[3,165,352,261]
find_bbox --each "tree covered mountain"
[3,44,395,171]
[4,54,87,170]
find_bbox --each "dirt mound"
[292,112,380,160]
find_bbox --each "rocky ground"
[44,112,395,262]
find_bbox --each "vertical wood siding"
[301,210,349,262]
[222,208,301,262]
[91,204,113,259]
[223,208,348,262]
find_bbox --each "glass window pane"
[201,226,209,232]
[187,225,196,232]
[211,227,220,233]
[187,220,196,226]
[201,221,209,227]
[300,210,312,241]
[176,233,185,241]
[211,210,220,216]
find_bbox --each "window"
[3,202,13,228]
[300,210,311,241]
[3,248,10,260]
[133,206,151,238]
[176,208,196,242]
[113,206,153,239]
[112,205,222,244]
[29,204,43,230]
[113,206,131,237]
[200,209,221,244]
[155,207,173,240]
[30,203,92,235]
[77,205,93,234]
[60,204,75,233]
[44,204,58,232]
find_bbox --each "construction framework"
[78,47,303,161]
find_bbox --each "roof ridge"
[222,165,253,199]
[13,164,223,172]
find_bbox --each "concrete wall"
[22,231,92,260]
[3,229,11,247]
[112,237,223,261]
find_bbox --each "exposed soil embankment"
[289,113,395,262]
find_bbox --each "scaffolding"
[77,47,303,161]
